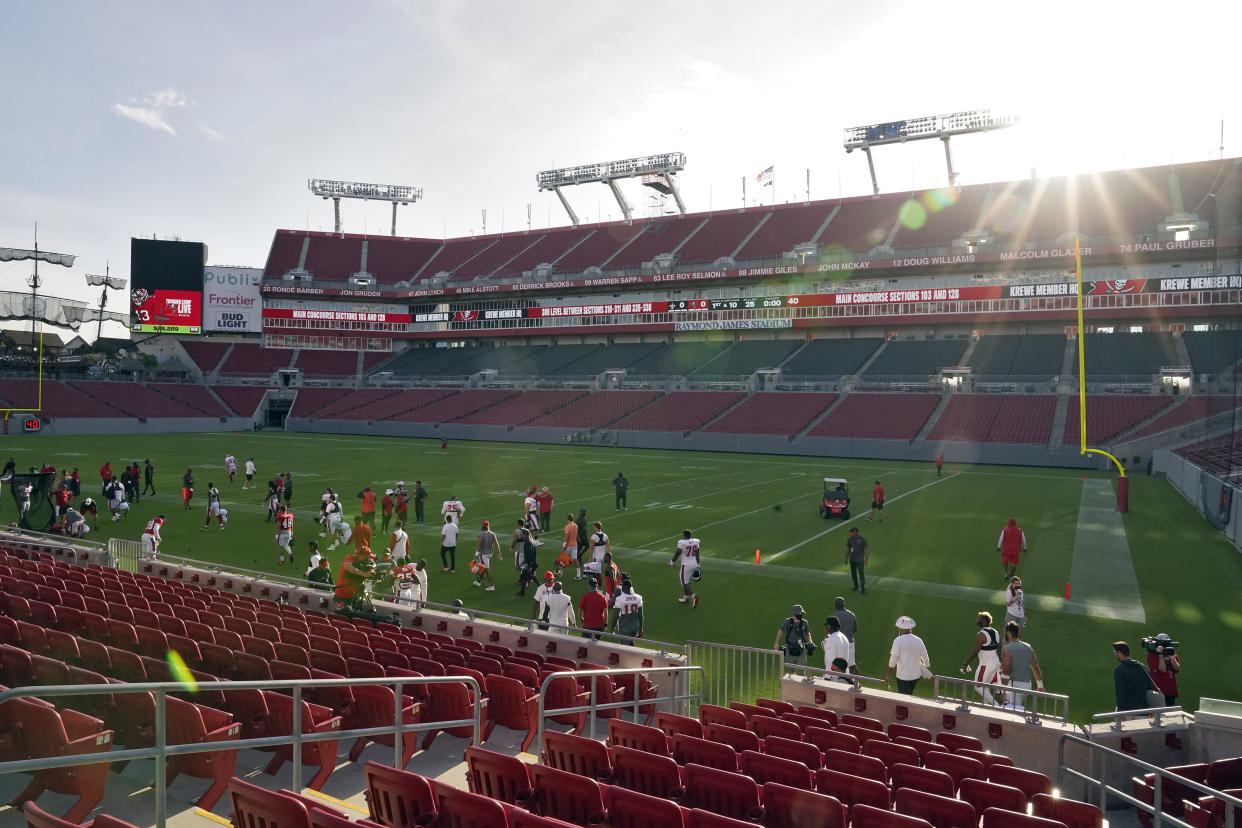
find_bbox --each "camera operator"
[1144,633,1181,706]
[335,545,377,611]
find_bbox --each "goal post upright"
[1075,237,1129,512]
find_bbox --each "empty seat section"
[67,382,203,418]
[969,334,1066,380]
[494,226,596,278]
[627,342,734,376]
[1183,331,1241,375]
[1128,395,1241,440]
[818,196,904,251]
[676,212,766,264]
[810,393,939,439]
[440,346,547,376]
[0,379,125,419]
[1071,332,1179,378]
[781,338,884,378]
[335,389,459,422]
[151,384,232,417]
[389,390,520,423]
[264,230,307,277]
[735,204,836,260]
[304,235,363,280]
[294,350,358,377]
[363,236,444,284]
[890,184,992,249]
[288,388,346,418]
[455,233,549,280]
[552,342,666,376]
[310,389,403,419]
[1063,396,1172,444]
[613,392,745,432]
[418,236,497,278]
[704,392,837,435]
[865,340,969,378]
[524,390,662,429]
[608,216,706,269]
[454,390,588,426]
[555,224,645,272]
[214,386,272,418]
[1077,165,1173,240]
[929,395,1056,444]
[692,340,802,377]
[385,347,480,377]
[362,352,393,373]
[500,344,602,376]
[980,177,1074,244]
[217,344,294,375]
[181,340,231,373]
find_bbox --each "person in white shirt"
[243,458,256,489]
[820,616,852,677]
[64,507,89,538]
[394,557,418,607]
[305,541,322,578]
[532,571,556,623]
[610,579,644,644]
[589,521,610,566]
[224,455,237,483]
[324,496,345,549]
[542,581,576,633]
[961,611,1004,704]
[1005,577,1026,633]
[886,615,931,695]
[412,559,428,608]
[441,496,465,526]
[440,514,460,572]
[669,529,701,608]
[140,515,165,559]
[523,489,540,536]
[388,521,410,561]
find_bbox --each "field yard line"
[1068,478,1145,623]
[763,473,958,564]
[610,543,1143,622]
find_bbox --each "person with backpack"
[774,604,814,667]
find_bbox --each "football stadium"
[2,5,1241,828]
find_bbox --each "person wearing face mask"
[774,604,813,667]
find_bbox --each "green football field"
[7,431,1239,722]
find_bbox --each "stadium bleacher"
[968,335,1066,380]
[627,342,735,377]
[864,340,969,378]
[555,224,645,273]
[262,230,306,278]
[733,204,835,260]
[1176,430,1242,475]
[180,340,231,374]
[150,383,233,418]
[675,211,765,264]
[0,379,127,419]
[493,226,595,279]
[217,344,294,376]
[454,234,546,281]
[66,381,207,420]
[315,388,459,422]
[818,196,904,251]
[549,342,665,377]
[385,347,483,377]
[1071,333,1180,378]
[1125,395,1241,441]
[293,350,357,378]
[704,392,837,436]
[288,387,347,419]
[213,386,272,419]
[303,235,363,281]
[781,339,884,379]
[522,390,662,429]
[809,393,940,440]
[453,390,588,426]
[1063,395,1173,445]
[388,389,520,423]
[612,391,745,432]
[889,184,992,249]
[691,340,802,377]
[362,235,443,284]
[929,395,1057,444]
[1183,331,1241,376]
[606,217,705,270]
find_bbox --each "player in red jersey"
[141,514,165,559]
[867,480,885,522]
[276,506,294,565]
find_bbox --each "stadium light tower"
[537,152,687,226]
[84,267,127,342]
[308,179,423,235]
[844,109,1017,196]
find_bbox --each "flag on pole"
[756,166,774,186]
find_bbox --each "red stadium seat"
[0,643,36,686]
[365,761,436,827]
[806,726,860,755]
[825,747,888,783]
[958,748,1015,771]
[603,785,687,828]
[680,762,763,822]
[483,673,540,753]
[925,751,986,793]
[23,801,140,828]
[863,739,922,771]
[763,734,823,770]
[6,699,114,823]
[685,810,760,828]
[429,777,510,827]
[261,690,343,791]
[608,719,671,756]
[839,723,887,744]
[896,787,979,828]
[891,762,957,797]
[164,698,240,810]
[705,722,761,754]
[960,778,1029,816]
[542,730,613,781]
[530,762,607,826]
[419,679,483,752]
[889,723,933,741]
[700,703,748,729]
[815,768,891,812]
[841,714,884,731]
[545,674,589,735]
[614,672,659,726]
[729,701,766,721]
[464,744,535,806]
[228,776,309,828]
[611,743,684,799]
[1031,794,1105,828]
[851,804,935,828]
[782,713,831,734]
[740,749,814,789]
[762,782,846,828]
[657,711,704,740]
[752,715,802,743]
[673,733,740,772]
[982,809,1070,828]
[894,736,949,763]
[756,697,796,716]
[221,688,271,742]
[348,683,422,767]
[989,765,1053,800]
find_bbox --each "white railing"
[932,673,1070,724]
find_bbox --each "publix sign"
[203,266,263,332]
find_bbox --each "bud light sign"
[204,266,263,332]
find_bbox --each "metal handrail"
[1091,705,1186,730]
[0,674,484,828]
[784,661,887,690]
[1057,733,1241,828]
[0,526,106,550]
[932,673,1070,724]
[533,665,704,753]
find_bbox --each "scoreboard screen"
[130,239,206,334]
[669,296,794,311]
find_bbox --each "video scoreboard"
[130,239,206,334]
[668,296,798,311]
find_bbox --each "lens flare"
[922,188,959,213]
[167,650,198,691]
[898,199,927,230]
[818,244,854,280]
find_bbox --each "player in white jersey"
[394,558,419,607]
[441,496,465,525]
[523,489,540,536]
[243,458,256,488]
[141,515,165,559]
[388,521,410,561]
[323,496,344,546]
[106,479,129,521]
[275,506,294,565]
[224,455,237,483]
[64,507,89,538]
[961,611,1004,704]
[203,483,226,530]
[589,521,610,566]
[669,529,701,608]
[609,579,644,644]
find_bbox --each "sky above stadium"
[2,0,1241,338]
